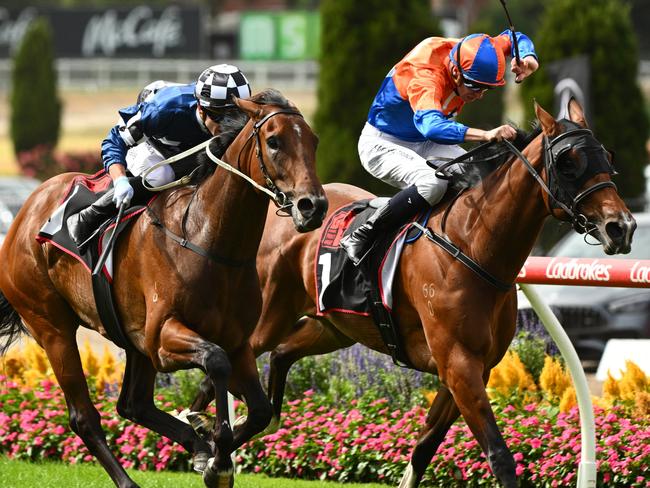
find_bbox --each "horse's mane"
[449,123,542,192]
[189,89,295,184]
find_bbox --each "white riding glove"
[112,176,134,208]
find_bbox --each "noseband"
[236,108,304,214]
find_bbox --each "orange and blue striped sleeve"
[406,68,468,144]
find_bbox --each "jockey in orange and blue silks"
[341,31,539,265]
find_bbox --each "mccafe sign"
[0,6,203,58]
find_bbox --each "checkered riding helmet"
[449,34,507,87]
[194,64,251,109]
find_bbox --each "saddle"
[37,171,148,278]
[37,172,150,348]
[315,199,430,367]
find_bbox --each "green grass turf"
[0,457,388,487]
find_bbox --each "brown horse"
[0,89,327,488]
[189,100,635,487]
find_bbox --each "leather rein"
[415,127,617,291]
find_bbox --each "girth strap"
[147,208,255,268]
[412,223,513,292]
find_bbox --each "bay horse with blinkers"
[190,100,635,487]
[0,89,327,488]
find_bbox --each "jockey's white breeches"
[125,141,175,188]
[357,122,466,205]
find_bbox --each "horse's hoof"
[193,451,210,473]
[398,463,417,488]
[202,457,234,488]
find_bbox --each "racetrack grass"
[0,457,387,488]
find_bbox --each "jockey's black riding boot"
[340,185,429,265]
[67,189,117,253]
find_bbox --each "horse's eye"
[556,154,579,180]
[266,136,279,151]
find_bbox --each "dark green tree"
[315,0,441,194]
[10,17,62,155]
[521,0,649,199]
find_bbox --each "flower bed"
[236,391,649,487]
[0,377,647,486]
[0,377,192,472]
[1,340,648,486]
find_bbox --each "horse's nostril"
[297,197,315,218]
[605,221,624,241]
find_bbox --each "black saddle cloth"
[315,199,428,316]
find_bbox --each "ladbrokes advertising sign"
[0,6,204,58]
[518,256,650,288]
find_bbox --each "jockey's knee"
[416,176,448,206]
[143,165,175,188]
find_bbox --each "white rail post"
[519,284,597,488]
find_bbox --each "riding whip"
[498,0,522,82]
[93,201,127,276]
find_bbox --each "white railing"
[1,58,648,92]
[0,58,319,91]
[517,256,650,488]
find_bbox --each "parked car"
[518,213,650,361]
[0,176,41,246]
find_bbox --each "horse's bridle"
[497,125,617,235]
[235,108,304,215]
[149,107,305,268]
[424,124,619,291]
[541,126,617,233]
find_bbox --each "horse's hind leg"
[157,317,233,488]
[268,316,353,424]
[189,376,215,412]
[36,323,138,487]
[116,349,212,473]
[398,386,459,488]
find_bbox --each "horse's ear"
[234,97,262,119]
[567,97,588,127]
[534,100,560,137]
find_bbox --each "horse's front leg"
[398,385,460,488]
[443,345,517,488]
[228,343,273,449]
[157,317,234,488]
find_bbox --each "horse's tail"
[0,290,26,356]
